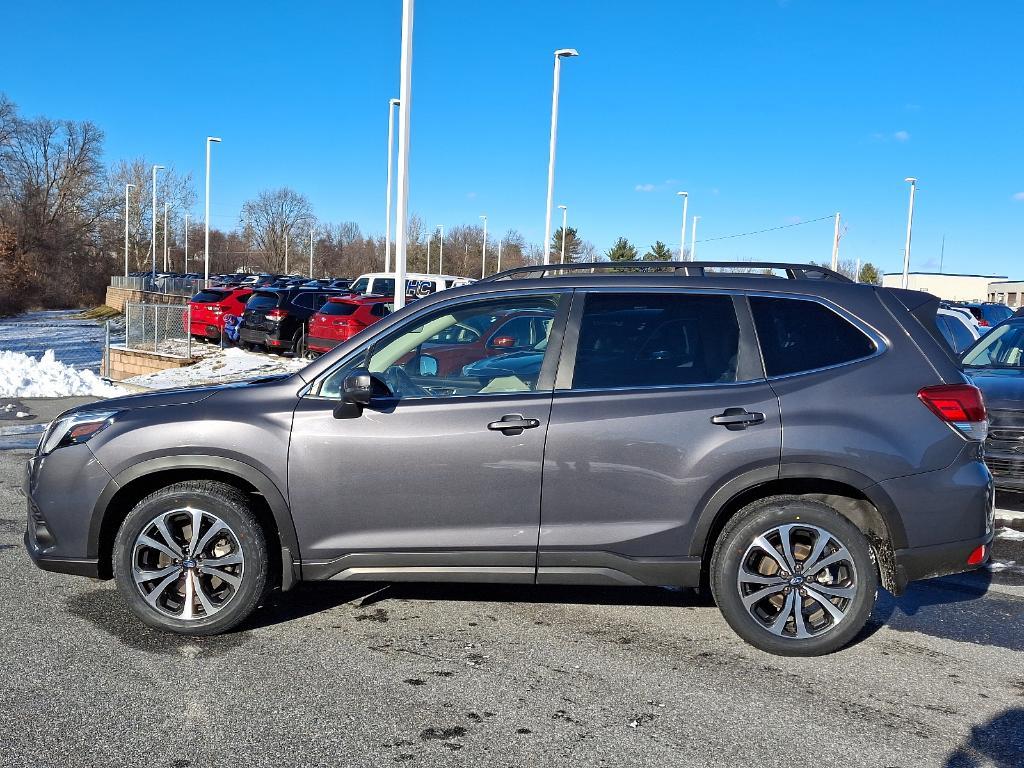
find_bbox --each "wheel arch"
[691,464,907,593]
[89,455,300,584]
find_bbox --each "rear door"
[538,290,781,585]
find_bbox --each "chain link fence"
[112,275,211,296]
[123,302,193,358]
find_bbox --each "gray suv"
[24,262,994,656]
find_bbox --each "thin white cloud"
[893,130,910,142]
[634,183,656,193]
[466,191,477,200]
[1013,192,1024,201]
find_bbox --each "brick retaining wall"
[107,347,194,381]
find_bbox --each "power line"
[696,215,835,244]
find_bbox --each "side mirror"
[342,369,373,405]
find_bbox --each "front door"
[538,290,782,586]
[288,290,569,582]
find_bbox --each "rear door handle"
[488,414,541,435]
[710,408,766,431]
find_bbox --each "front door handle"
[710,408,766,431]
[488,414,541,435]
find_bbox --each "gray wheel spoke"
[187,508,204,556]
[750,534,790,574]
[738,567,786,586]
[137,534,180,561]
[133,564,179,585]
[768,591,796,635]
[807,582,857,600]
[805,547,851,576]
[803,530,833,572]
[791,596,811,639]
[804,588,847,622]
[143,572,181,608]
[181,568,195,620]
[192,572,218,615]
[153,515,183,558]
[778,525,800,572]
[202,552,242,569]
[202,566,241,588]
[740,583,786,609]
[193,521,228,558]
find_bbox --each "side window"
[370,303,390,317]
[571,293,740,390]
[750,296,876,377]
[292,293,318,310]
[317,294,561,400]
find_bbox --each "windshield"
[962,321,1024,367]
[349,277,370,293]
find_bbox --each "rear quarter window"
[319,302,359,316]
[192,290,228,303]
[750,296,877,377]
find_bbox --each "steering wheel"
[382,364,430,399]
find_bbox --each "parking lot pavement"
[1,449,1021,768]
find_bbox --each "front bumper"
[23,445,113,579]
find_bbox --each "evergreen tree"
[550,226,582,262]
[644,240,673,261]
[606,237,638,262]
[858,262,881,285]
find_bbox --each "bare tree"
[239,188,314,273]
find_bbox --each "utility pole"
[150,165,164,277]
[558,204,568,263]
[677,192,689,260]
[831,212,841,271]
[940,233,946,273]
[204,137,222,283]
[438,225,444,274]
[124,183,135,277]
[497,239,502,273]
[184,212,189,272]
[384,97,400,272]
[162,201,169,271]
[480,215,488,278]
[542,48,580,264]
[392,0,414,310]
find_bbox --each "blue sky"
[3,1,1022,275]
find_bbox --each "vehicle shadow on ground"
[944,707,1024,767]
[245,581,712,632]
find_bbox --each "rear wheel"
[710,496,878,656]
[112,481,268,635]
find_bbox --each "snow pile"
[0,350,127,397]
[124,346,306,389]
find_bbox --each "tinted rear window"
[319,302,359,316]
[247,291,281,309]
[982,305,1013,325]
[192,290,228,303]
[571,293,740,389]
[750,296,876,377]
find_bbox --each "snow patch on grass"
[124,346,306,389]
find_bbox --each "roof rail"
[481,260,853,283]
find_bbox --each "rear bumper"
[892,532,993,591]
[239,326,287,347]
[306,335,341,353]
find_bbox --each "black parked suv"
[239,287,346,354]
[24,262,993,656]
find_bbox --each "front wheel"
[112,480,268,635]
[710,496,878,656]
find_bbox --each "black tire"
[290,329,304,357]
[710,496,878,656]
[112,480,269,636]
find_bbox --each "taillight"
[266,309,288,321]
[918,384,988,440]
[979,319,990,327]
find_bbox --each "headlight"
[39,410,120,456]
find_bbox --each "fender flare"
[688,462,908,558]
[87,454,300,561]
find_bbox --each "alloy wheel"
[131,507,245,620]
[735,523,858,640]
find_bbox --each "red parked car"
[185,288,252,342]
[306,295,394,354]
[419,308,554,375]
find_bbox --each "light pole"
[437,225,444,275]
[558,204,568,263]
[426,234,431,273]
[124,183,135,277]
[831,212,841,271]
[393,0,414,310]
[901,177,917,289]
[204,137,221,283]
[284,230,290,274]
[184,212,189,272]
[677,191,689,259]
[480,215,488,278]
[690,215,700,260]
[309,227,315,278]
[385,97,400,273]
[162,200,169,271]
[150,164,164,277]
[542,48,580,264]
[497,238,503,273]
